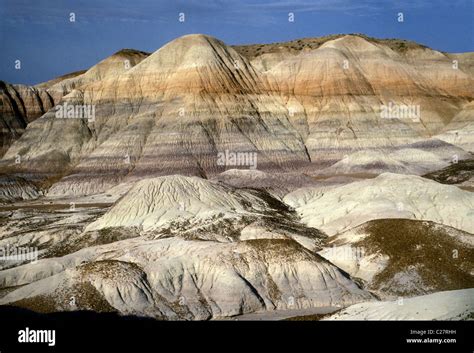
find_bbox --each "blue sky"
[1,0,473,84]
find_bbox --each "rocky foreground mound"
[284,173,474,235]
[319,219,474,297]
[0,176,373,319]
[324,288,474,320]
[1,173,473,320]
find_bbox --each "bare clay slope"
[0,175,372,319]
[0,81,54,157]
[0,49,149,161]
[284,173,474,236]
[1,34,473,196]
[3,35,311,196]
[319,219,474,297]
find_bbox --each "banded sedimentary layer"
[1,34,473,197]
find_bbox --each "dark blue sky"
[1,0,473,85]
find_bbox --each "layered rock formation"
[0,33,472,321]
[0,49,149,160]
[0,81,54,156]
[0,175,41,203]
[35,48,149,103]
[1,34,472,196]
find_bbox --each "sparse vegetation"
[233,33,430,60]
[284,310,342,321]
[48,227,139,258]
[423,159,473,185]
[67,282,116,312]
[356,219,474,296]
[11,294,59,313]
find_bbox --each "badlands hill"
[0,49,149,158]
[423,158,474,189]
[0,34,473,320]
[233,33,438,54]
[319,219,474,297]
[0,33,472,197]
[35,48,149,103]
[0,176,372,319]
[0,81,55,156]
[0,172,472,319]
[283,173,474,236]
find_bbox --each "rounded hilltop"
[233,33,433,60]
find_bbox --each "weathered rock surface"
[0,34,472,321]
[0,236,375,319]
[85,175,326,250]
[423,158,474,189]
[35,48,149,103]
[0,176,373,319]
[86,175,278,231]
[1,34,472,196]
[324,288,474,320]
[0,81,54,156]
[319,219,474,298]
[0,49,149,160]
[284,173,474,236]
[0,175,41,203]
